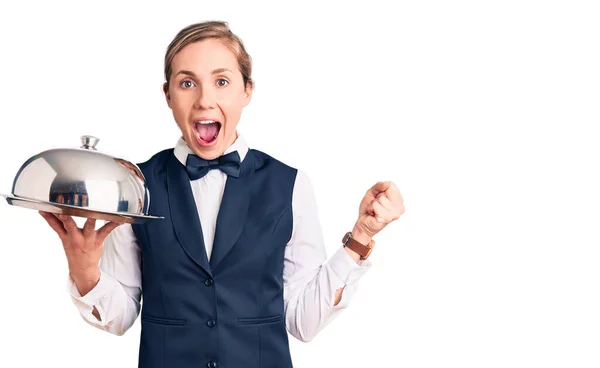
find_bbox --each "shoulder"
[249,148,297,176]
[249,149,312,200]
[249,149,314,192]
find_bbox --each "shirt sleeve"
[283,169,372,342]
[67,222,142,336]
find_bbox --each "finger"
[385,181,403,203]
[371,201,392,223]
[367,201,389,222]
[376,191,392,202]
[39,211,67,238]
[82,218,97,234]
[97,221,122,240]
[375,195,404,220]
[366,181,392,198]
[57,214,79,234]
[379,183,405,218]
[376,194,393,210]
[371,201,394,223]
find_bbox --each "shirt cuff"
[326,246,372,287]
[67,269,115,324]
[333,283,358,309]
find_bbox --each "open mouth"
[194,120,222,145]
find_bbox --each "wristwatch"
[342,231,375,260]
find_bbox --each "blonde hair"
[164,21,253,91]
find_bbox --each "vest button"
[207,361,218,368]
[207,319,216,328]
[204,278,214,287]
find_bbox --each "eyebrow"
[174,68,234,77]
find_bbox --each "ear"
[163,82,172,108]
[242,81,253,107]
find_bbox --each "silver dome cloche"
[1,135,162,224]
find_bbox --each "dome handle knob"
[81,135,100,150]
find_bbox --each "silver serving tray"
[1,193,162,224]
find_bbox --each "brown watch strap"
[342,232,375,260]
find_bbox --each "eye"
[180,80,195,89]
[216,78,229,87]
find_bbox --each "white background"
[0,1,599,367]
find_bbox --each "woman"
[40,21,404,368]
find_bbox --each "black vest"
[132,148,297,368]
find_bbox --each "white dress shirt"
[68,133,372,342]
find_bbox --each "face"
[163,38,252,160]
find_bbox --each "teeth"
[198,120,216,124]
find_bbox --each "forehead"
[171,38,239,74]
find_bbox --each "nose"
[194,84,216,110]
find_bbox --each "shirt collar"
[173,130,249,167]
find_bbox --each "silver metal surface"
[1,135,163,224]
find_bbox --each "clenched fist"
[352,181,404,241]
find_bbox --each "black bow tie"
[185,151,241,180]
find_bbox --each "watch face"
[342,232,352,245]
